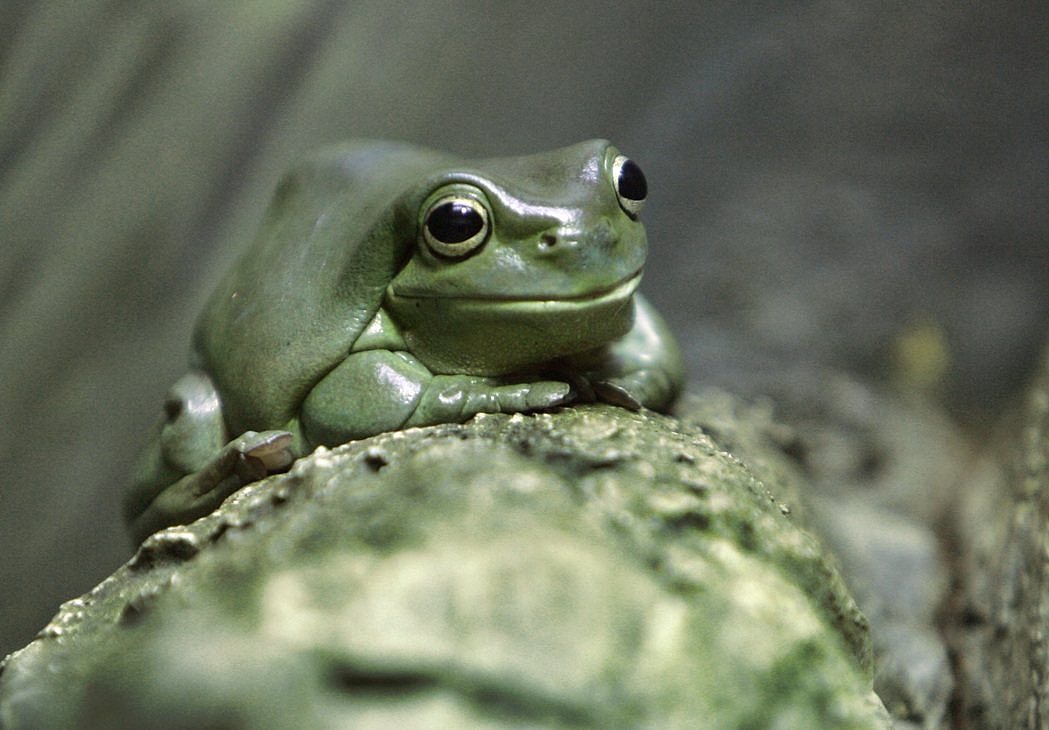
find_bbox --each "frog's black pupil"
[427,201,483,243]
[618,159,647,201]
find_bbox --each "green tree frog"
[124,140,684,543]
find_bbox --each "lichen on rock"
[0,403,888,728]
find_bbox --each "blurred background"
[1,1,1046,659]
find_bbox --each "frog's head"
[385,139,648,375]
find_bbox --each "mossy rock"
[951,348,1049,726]
[0,403,888,728]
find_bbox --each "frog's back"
[194,141,451,433]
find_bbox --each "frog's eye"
[422,195,490,257]
[611,154,647,218]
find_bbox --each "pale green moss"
[1,403,888,728]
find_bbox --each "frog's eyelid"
[421,179,561,231]
[419,175,490,203]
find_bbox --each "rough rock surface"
[743,375,965,727]
[680,379,963,727]
[950,349,1049,726]
[0,404,888,728]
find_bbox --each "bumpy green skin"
[124,140,684,543]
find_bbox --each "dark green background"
[1,1,1046,658]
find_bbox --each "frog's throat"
[387,271,642,309]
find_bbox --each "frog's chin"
[386,273,641,376]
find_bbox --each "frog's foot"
[593,368,678,412]
[130,430,294,544]
[443,378,574,419]
[502,380,575,413]
[560,371,598,403]
[407,378,574,428]
[228,430,295,483]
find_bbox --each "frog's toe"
[246,431,295,469]
[595,367,681,411]
[234,430,295,471]
[526,381,574,410]
[233,452,269,483]
[594,379,643,411]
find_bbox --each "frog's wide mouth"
[388,271,643,306]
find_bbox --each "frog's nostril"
[163,398,183,421]
[539,233,557,249]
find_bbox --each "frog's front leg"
[300,349,573,447]
[124,371,294,544]
[566,294,685,412]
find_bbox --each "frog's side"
[124,140,684,543]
